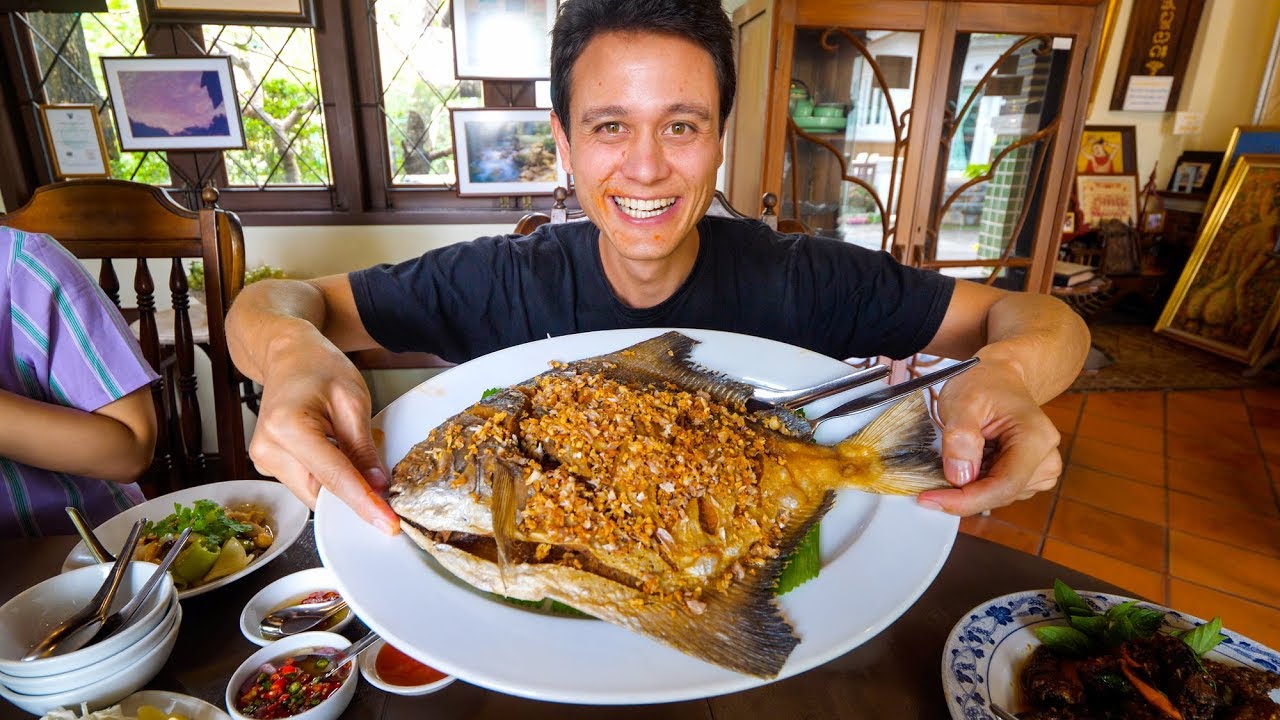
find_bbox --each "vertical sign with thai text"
[1109,0,1206,112]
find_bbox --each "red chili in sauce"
[236,650,350,719]
[374,643,447,687]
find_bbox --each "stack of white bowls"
[0,562,181,716]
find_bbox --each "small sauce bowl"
[225,631,356,720]
[357,637,455,697]
[240,568,352,646]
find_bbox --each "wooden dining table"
[0,525,1130,720]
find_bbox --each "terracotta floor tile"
[1069,436,1164,486]
[1041,539,1166,602]
[1169,491,1280,557]
[1257,428,1280,466]
[1166,429,1264,468]
[1075,414,1162,454]
[1169,388,1246,408]
[1060,432,1074,458]
[990,491,1055,534]
[959,516,1041,555]
[1043,404,1081,436]
[1166,404,1254,437]
[1244,386,1280,410]
[1082,392,1164,429]
[1060,466,1166,525]
[1168,456,1279,515]
[1169,579,1280,651]
[1047,498,1165,572]
[1248,404,1280,429]
[1045,392,1085,413]
[1169,531,1280,604]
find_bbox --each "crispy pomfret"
[388,331,950,677]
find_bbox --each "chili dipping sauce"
[375,643,447,687]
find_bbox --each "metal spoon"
[23,518,145,660]
[81,527,191,647]
[65,506,115,564]
[292,631,379,683]
[746,363,890,411]
[260,595,349,639]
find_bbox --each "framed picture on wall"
[140,0,316,27]
[450,108,566,196]
[1156,154,1280,365]
[1166,150,1223,193]
[452,0,557,79]
[101,56,245,151]
[37,104,110,178]
[1076,125,1138,175]
[1075,174,1139,227]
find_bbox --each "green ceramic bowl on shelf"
[793,115,847,132]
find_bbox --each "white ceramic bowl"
[0,602,181,717]
[225,631,357,720]
[0,597,178,695]
[240,568,353,647]
[0,561,176,678]
[121,689,231,720]
[63,480,311,600]
[357,637,455,696]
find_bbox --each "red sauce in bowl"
[374,643,447,687]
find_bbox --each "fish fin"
[416,535,800,678]
[489,460,519,591]
[838,390,950,494]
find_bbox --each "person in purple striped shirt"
[0,226,158,538]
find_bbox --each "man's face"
[551,31,724,266]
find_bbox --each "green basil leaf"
[1035,625,1095,655]
[1069,613,1108,638]
[481,387,505,399]
[1128,607,1167,638]
[1053,579,1094,618]
[775,523,821,595]
[1178,617,1227,657]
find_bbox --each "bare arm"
[226,276,401,534]
[0,386,156,482]
[918,280,1090,515]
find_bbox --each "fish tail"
[836,390,950,495]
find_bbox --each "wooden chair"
[1,179,249,492]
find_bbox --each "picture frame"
[1156,155,1280,365]
[1143,210,1166,234]
[1075,174,1139,227]
[1203,125,1280,211]
[450,108,566,196]
[452,0,557,80]
[140,0,316,27]
[1076,125,1138,175]
[37,104,110,179]
[1165,150,1223,193]
[1061,211,1076,235]
[101,56,245,152]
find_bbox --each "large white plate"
[942,589,1280,719]
[63,480,310,600]
[316,328,959,704]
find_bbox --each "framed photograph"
[452,0,557,80]
[1203,125,1280,211]
[38,104,110,179]
[1075,174,1139,227]
[1143,210,1166,233]
[1076,125,1138,175]
[140,0,315,27]
[101,56,245,152]
[1166,150,1223,193]
[1061,211,1076,235]
[450,108,566,196]
[1156,155,1280,365]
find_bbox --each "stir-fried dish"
[1019,581,1280,720]
[134,499,274,589]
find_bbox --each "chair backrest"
[0,179,248,491]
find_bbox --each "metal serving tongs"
[746,363,890,411]
[23,518,146,661]
[806,357,980,432]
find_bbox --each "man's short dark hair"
[550,0,736,138]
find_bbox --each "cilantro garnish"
[143,499,252,551]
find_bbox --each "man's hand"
[916,360,1063,515]
[248,335,401,535]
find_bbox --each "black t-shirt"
[349,215,955,364]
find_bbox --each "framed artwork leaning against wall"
[1156,154,1280,365]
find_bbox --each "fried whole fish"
[388,331,951,677]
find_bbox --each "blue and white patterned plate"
[941,589,1280,720]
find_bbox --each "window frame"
[0,0,570,225]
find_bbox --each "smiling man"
[226,0,1089,535]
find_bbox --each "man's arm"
[0,386,156,482]
[227,276,401,534]
[917,280,1090,515]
